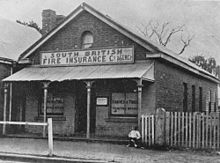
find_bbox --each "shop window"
[81,31,93,49]
[40,92,64,115]
[111,92,138,116]
[109,80,138,117]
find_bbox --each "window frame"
[39,92,64,116]
[81,31,94,49]
[110,92,138,117]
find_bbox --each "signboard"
[96,97,108,106]
[111,93,138,115]
[41,47,134,66]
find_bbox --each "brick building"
[3,3,219,138]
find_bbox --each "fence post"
[155,108,166,146]
[48,118,53,157]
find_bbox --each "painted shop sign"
[41,47,134,66]
[111,93,138,115]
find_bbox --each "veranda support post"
[134,79,143,130]
[84,81,94,139]
[42,82,50,138]
[2,83,8,135]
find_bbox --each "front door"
[75,81,96,135]
[75,82,87,134]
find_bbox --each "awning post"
[9,67,13,122]
[2,83,8,135]
[9,83,12,121]
[84,81,94,139]
[136,79,143,130]
[42,82,50,137]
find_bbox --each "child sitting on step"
[127,126,141,148]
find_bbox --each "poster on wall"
[111,93,138,115]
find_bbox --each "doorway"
[75,81,96,135]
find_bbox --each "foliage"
[16,20,43,35]
[189,55,217,74]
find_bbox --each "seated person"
[127,126,141,147]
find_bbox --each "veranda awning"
[3,61,154,82]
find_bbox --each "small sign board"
[40,47,134,66]
[96,97,108,106]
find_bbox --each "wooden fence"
[141,110,220,149]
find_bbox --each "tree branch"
[16,20,43,35]
[163,25,184,46]
[178,34,194,54]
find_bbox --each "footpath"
[0,137,219,163]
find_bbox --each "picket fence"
[141,111,220,149]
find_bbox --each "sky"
[0,0,220,63]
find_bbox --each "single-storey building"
[2,3,219,138]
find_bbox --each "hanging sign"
[40,47,134,66]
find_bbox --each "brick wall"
[29,11,152,64]
[154,60,218,112]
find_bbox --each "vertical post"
[137,80,143,130]
[42,82,50,137]
[155,108,166,146]
[85,81,93,139]
[48,118,53,157]
[9,67,13,122]
[2,83,8,135]
[9,83,12,121]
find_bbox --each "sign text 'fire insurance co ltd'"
[41,47,134,66]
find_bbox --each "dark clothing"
[128,137,141,147]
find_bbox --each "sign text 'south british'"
[41,47,134,66]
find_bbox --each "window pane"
[82,32,93,49]
[40,93,64,115]
[111,92,137,116]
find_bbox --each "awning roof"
[3,61,154,82]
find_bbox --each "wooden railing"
[0,118,53,156]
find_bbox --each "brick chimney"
[42,9,65,35]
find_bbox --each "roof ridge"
[17,2,219,83]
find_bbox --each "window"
[40,92,64,115]
[111,92,138,116]
[183,83,188,112]
[109,80,138,117]
[209,90,212,112]
[81,31,93,49]
[192,85,195,112]
[38,83,65,117]
[206,90,211,112]
[199,87,203,112]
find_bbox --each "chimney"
[42,9,66,35]
[42,9,56,35]
[56,15,65,25]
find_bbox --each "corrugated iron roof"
[3,61,154,82]
[17,3,218,83]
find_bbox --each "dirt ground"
[0,138,219,163]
